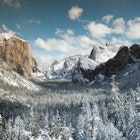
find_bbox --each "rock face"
[0,36,37,79]
[72,57,97,83]
[129,44,140,59]
[89,46,96,60]
[95,46,129,76]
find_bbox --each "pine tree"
[99,101,108,124]
[6,118,13,139]
[84,103,93,140]
[104,122,124,140]
[49,110,63,139]
[126,113,140,140]
[91,103,105,140]
[108,75,124,127]
[12,116,25,140]
[76,113,86,140]
[28,107,41,138]
[0,114,8,140]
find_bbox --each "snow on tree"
[91,103,105,140]
[49,110,63,139]
[6,118,13,139]
[103,122,125,140]
[28,107,41,138]
[126,113,140,140]
[76,103,93,140]
[135,86,140,113]
[107,75,124,127]
[12,116,26,140]
[76,113,86,140]
[0,114,8,139]
[61,126,74,140]
[99,101,108,124]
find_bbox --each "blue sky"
[0,0,140,65]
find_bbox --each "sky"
[0,0,140,65]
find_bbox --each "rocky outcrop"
[0,36,37,79]
[72,57,97,83]
[129,44,140,60]
[30,57,38,73]
[95,46,129,76]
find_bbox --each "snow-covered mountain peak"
[91,43,120,63]
[79,56,97,70]
[45,55,85,79]
[44,44,120,80]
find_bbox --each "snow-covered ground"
[31,71,47,82]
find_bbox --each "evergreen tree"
[76,113,86,140]
[91,103,105,140]
[126,113,140,140]
[12,116,26,140]
[99,101,108,124]
[0,114,8,140]
[49,110,63,139]
[6,118,13,139]
[108,75,124,127]
[28,107,41,138]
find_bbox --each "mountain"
[44,44,119,80]
[0,37,140,140]
[0,33,41,90]
[45,55,84,80]
[73,44,140,83]
[0,33,38,79]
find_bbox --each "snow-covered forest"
[0,75,140,140]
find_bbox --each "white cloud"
[34,28,94,64]
[111,37,131,46]
[31,52,62,66]
[1,24,16,36]
[68,5,83,20]
[112,18,125,34]
[28,19,41,24]
[76,35,94,50]
[33,14,140,64]
[126,17,140,39]
[66,29,74,36]
[102,14,114,24]
[35,37,76,53]
[16,23,21,29]
[1,0,21,8]
[85,21,112,38]
[55,28,74,37]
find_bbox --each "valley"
[0,64,140,139]
[0,34,140,140]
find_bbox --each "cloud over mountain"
[126,17,140,39]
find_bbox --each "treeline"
[0,76,140,140]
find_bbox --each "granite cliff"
[0,34,37,79]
